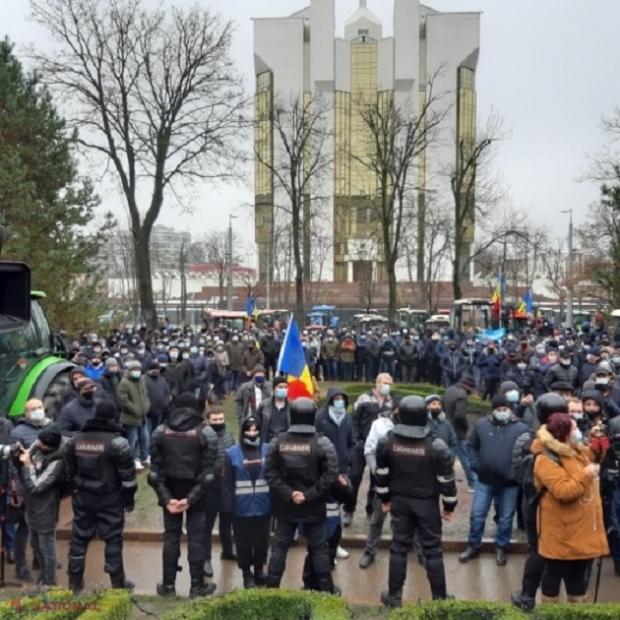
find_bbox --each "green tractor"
[0,230,74,419]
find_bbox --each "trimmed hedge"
[164,589,349,620]
[0,589,132,620]
[390,601,620,619]
[320,383,489,415]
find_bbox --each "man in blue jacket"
[460,393,528,567]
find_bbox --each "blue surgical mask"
[254,376,266,385]
[493,411,510,423]
[333,399,346,411]
[571,429,583,445]
[506,390,519,403]
[380,384,391,396]
[275,387,288,399]
[613,358,620,366]
[131,371,141,379]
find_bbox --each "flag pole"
[276,314,294,376]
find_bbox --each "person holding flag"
[276,317,316,401]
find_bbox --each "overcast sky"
[4,0,620,254]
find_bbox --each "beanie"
[273,376,288,388]
[491,394,509,410]
[37,425,62,450]
[95,400,117,421]
[105,358,119,369]
[176,392,198,412]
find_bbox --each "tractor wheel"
[42,370,72,420]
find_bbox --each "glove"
[122,488,136,513]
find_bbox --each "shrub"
[390,601,523,620]
[165,589,348,620]
[531,604,620,619]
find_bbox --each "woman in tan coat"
[533,413,608,604]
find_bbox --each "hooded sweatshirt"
[315,387,354,474]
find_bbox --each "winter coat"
[440,350,467,381]
[315,388,355,474]
[144,373,171,419]
[426,413,458,455]
[351,390,392,442]
[468,414,529,486]
[58,396,97,437]
[99,371,122,412]
[191,355,209,387]
[235,380,273,424]
[170,361,194,398]
[544,363,579,392]
[339,338,356,364]
[226,341,245,371]
[20,440,68,531]
[322,339,340,360]
[10,417,52,449]
[242,348,265,376]
[256,397,291,444]
[477,352,501,379]
[398,341,418,364]
[118,373,151,426]
[260,335,280,360]
[443,383,470,439]
[533,425,609,561]
[210,428,235,491]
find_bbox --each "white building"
[253,0,480,283]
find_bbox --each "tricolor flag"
[276,316,314,401]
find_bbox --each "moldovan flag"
[277,316,314,401]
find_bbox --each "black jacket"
[315,387,355,475]
[58,396,97,437]
[148,407,219,508]
[211,427,235,491]
[265,425,338,523]
[544,363,579,391]
[443,383,470,439]
[351,390,392,442]
[144,374,171,419]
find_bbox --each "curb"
[55,525,529,554]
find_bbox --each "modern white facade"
[253,0,480,283]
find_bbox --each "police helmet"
[535,393,568,425]
[289,397,317,427]
[398,395,427,427]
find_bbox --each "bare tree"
[354,241,380,313]
[194,231,244,308]
[106,223,140,321]
[304,223,333,308]
[448,111,509,299]
[30,0,246,327]
[351,73,450,322]
[254,95,332,323]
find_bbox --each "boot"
[32,556,40,571]
[266,573,281,589]
[381,590,402,608]
[110,574,135,590]
[189,575,216,598]
[540,595,559,604]
[567,595,587,604]
[6,550,14,565]
[68,555,85,592]
[156,582,176,597]
[15,565,33,582]
[511,590,536,612]
[254,565,267,587]
[203,559,214,577]
[242,569,255,589]
[459,546,480,563]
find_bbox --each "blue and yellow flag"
[276,316,313,400]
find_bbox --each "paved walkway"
[22,540,619,605]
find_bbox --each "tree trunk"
[134,235,157,328]
[218,272,225,309]
[452,257,462,301]
[387,260,397,325]
[292,207,305,325]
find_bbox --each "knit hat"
[95,400,117,421]
[425,394,442,406]
[125,360,141,370]
[491,394,509,410]
[176,392,198,412]
[156,353,169,364]
[37,425,62,450]
[460,377,476,390]
[149,360,160,371]
[77,378,96,391]
[105,358,119,369]
[273,376,288,388]
[253,364,266,375]
[242,415,262,432]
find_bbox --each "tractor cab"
[450,299,492,335]
[306,305,339,330]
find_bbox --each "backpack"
[521,450,562,510]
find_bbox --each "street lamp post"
[227,214,237,311]
[561,209,573,328]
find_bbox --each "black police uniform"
[265,397,339,593]
[510,393,567,611]
[65,404,136,591]
[375,396,457,607]
[148,394,219,598]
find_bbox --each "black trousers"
[68,491,125,584]
[267,520,333,592]
[520,497,546,598]
[345,443,373,515]
[232,515,270,571]
[482,378,499,401]
[204,490,234,559]
[303,524,341,589]
[163,505,206,584]
[541,559,590,598]
[389,495,447,600]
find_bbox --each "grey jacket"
[234,380,273,424]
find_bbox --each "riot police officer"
[375,395,457,608]
[65,400,136,591]
[510,393,568,611]
[148,393,219,598]
[264,397,338,593]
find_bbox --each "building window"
[358,29,369,35]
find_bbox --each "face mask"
[379,384,391,397]
[160,363,167,369]
[170,352,179,360]
[30,409,45,422]
[613,358,620,366]
[243,435,261,446]
[586,410,600,420]
[148,370,159,377]
[210,423,225,433]
[429,408,442,418]
[137,347,145,355]
[157,344,164,351]
[120,349,128,355]
[254,376,266,384]
[536,348,545,355]
[493,411,510,423]
[275,387,288,399]
[333,399,346,411]
[232,336,239,342]
[572,413,584,420]
[571,429,583,445]
[328,337,333,342]
[560,358,571,367]
[92,348,101,354]
[190,347,198,354]
[517,363,527,371]
[92,361,101,368]
[595,377,609,386]
[449,345,457,351]
[506,390,519,403]
[182,353,190,360]
[131,371,141,379]
[82,391,95,401]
